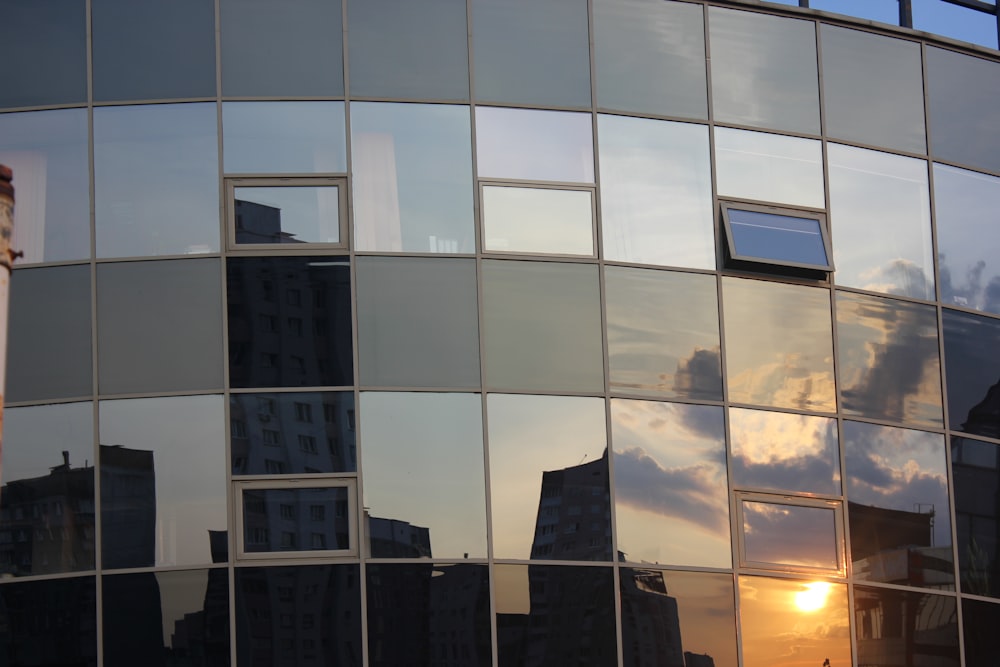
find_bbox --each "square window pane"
[223,102,347,174]
[0,577,96,666]
[241,486,353,555]
[742,500,841,571]
[856,587,959,666]
[476,107,594,183]
[482,186,593,255]
[724,207,830,270]
[714,127,824,209]
[232,184,342,246]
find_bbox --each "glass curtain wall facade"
[2,1,1000,666]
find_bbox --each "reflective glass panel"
[482,261,603,393]
[220,0,343,97]
[598,114,714,269]
[482,186,593,256]
[722,277,836,412]
[729,408,840,495]
[934,164,1000,315]
[351,103,474,252]
[242,487,351,553]
[367,564,491,667]
[476,107,594,183]
[714,127,824,209]
[471,0,590,107]
[828,143,933,299]
[942,309,1000,439]
[495,565,616,666]
[708,7,820,135]
[100,395,227,569]
[223,102,347,174]
[951,436,1000,599]
[98,259,223,395]
[233,186,340,245]
[820,25,925,154]
[360,392,487,559]
[962,598,1000,665]
[611,399,730,567]
[619,569,737,667]
[357,257,480,388]
[738,576,851,667]
[8,265,91,402]
[0,109,89,263]
[103,569,230,667]
[725,208,830,269]
[844,421,953,588]
[487,394,609,561]
[348,0,468,100]
[926,47,1000,175]
[741,500,840,571]
[91,0,215,101]
[593,0,707,118]
[914,0,998,50]
[0,0,87,108]
[0,403,94,576]
[0,576,96,667]
[227,256,353,389]
[234,565,361,667]
[855,586,959,667]
[94,103,219,258]
[230,392,356,476]
[836,291,943,428]
[605,267,722,400]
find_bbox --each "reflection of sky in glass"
[100,395,226,568]
[943,297,1000,439]
[730,408,840,495]
[360,392,487,559]
[487,394,607,560]
[714,127,824,209]
[598,114,714,269]
[611,399,730,567]
[934,164,1000,315]
[836,291,943,428]
[476,107,594,183]
[222,101,347,174]
[482,186,593,255]
[722,277,836,412]
[234,186,340,244]
[606,267,722,400]
[828,143,933,299]
[739,576,851,667]
[5,402,93,480]
[742,502,840,570]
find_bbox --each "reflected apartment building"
[2,0,1000,666]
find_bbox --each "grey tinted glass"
[243,487,350,553]
[357,257,480,388]
[611,399,730,567]
[1,403,94,576]
[927,47,1000,174]
[951,437,1000,599]
[730,408,840,495]
[942,310,1000,438]
[482,186,593,256]
[836,291,943,428]
[482,260,603,392]
[472,0,590,107]
[964,598,1000,664]
[0,0,86,108]
[726,209,829,269]
[593,0,706,118]
[352,103,473,252]
[97,259,223,395]
[230,392,356,475]
[722,277,835,412]
[349,0,468,100]
[223,102,347,174]
[708,7,820,135]
[0,577,97,667]
[361,393,487,559]
[0,110,90,263]
[94,103,219,258]
[605,267,721,400]
[487,394,609,560]
[934,164,1000,315]
[8,265,91,402]
[102,570,230,667]
[844,421,953,588]
[820,25,925,154]
[476,107,594,183]
[91,0,216,101]
[100,395,226,569]
[234,186,341,245]
[828,143,933,299]
[914,0,998,50]
[598,114,714,269]
[220,0,343,97]
[742,501,840,570]
[855,587,959,667]
[714,127,824,209]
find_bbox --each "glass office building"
[2,0,1000,665]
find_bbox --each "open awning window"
[722,203,834,272]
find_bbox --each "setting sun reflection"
[794,582,832,612]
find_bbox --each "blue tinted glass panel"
[727,208,829,268]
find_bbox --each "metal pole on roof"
[0,165,16,485]
[899,0,914,28]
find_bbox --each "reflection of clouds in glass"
[476,106,593,182]
[714,127,824,208]
[742,502,839,569]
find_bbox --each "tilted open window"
[721,202,833,275]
